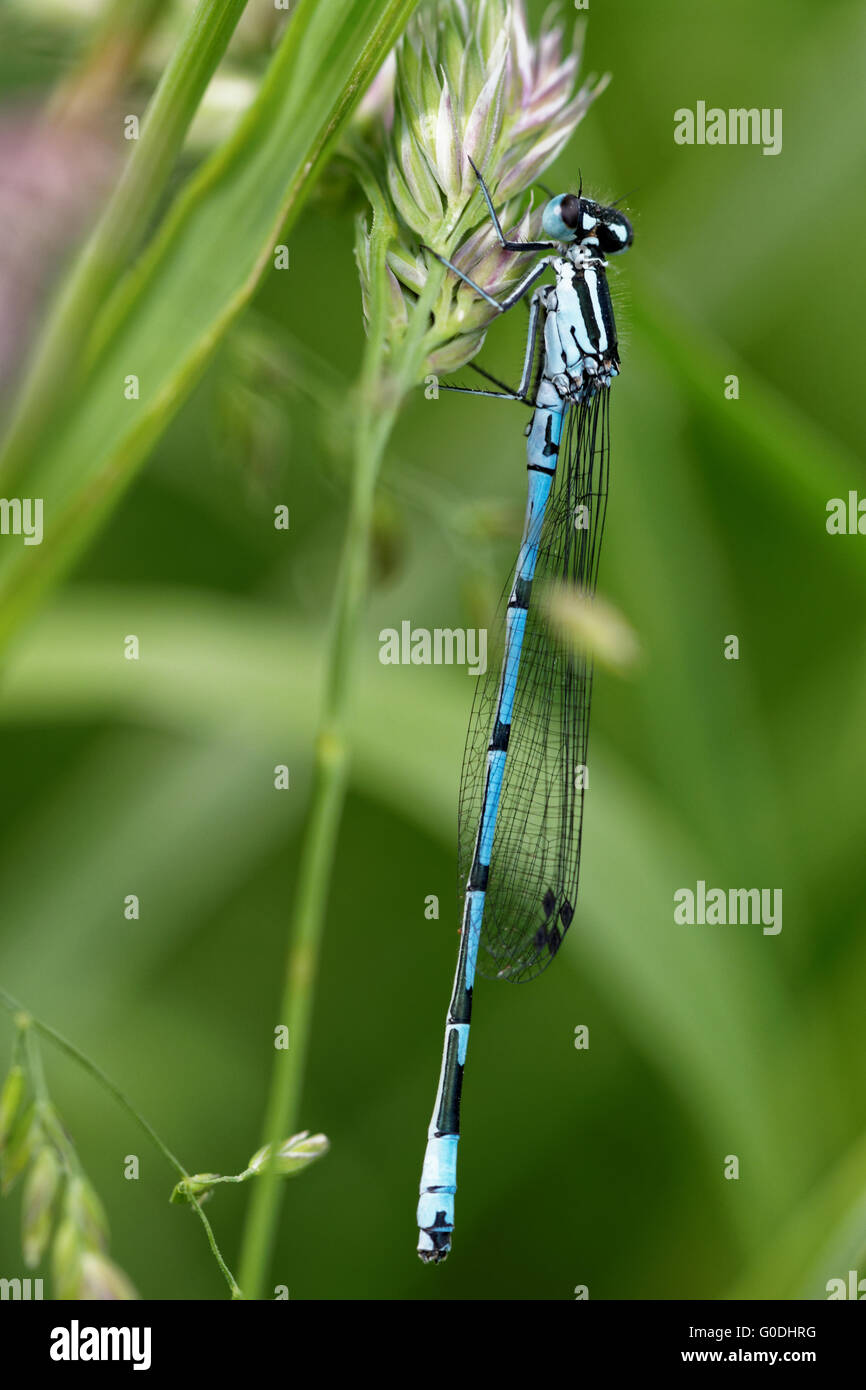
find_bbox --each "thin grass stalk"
[237,212,445,1298]
[0,987,242,1297]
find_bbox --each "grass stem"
[0,987,242,1298]
[237,230,445,1298]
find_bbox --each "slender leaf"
[1,0,251,483]
[0,0,418,650]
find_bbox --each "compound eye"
[541,194,579,241]
[558,194,582,229]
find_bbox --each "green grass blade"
[1,0,251,485]
[0,0,417,652]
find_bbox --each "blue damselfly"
[417,164,633,1262]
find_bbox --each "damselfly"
[417,164,633,1263]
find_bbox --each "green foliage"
[0,0,419,649]
[0,1026,137,1297]
[0,0,865,1301]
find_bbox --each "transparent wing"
[457,392,610,983]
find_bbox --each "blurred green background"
[1,0,866,1299]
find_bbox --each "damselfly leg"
[424,246,551,313]
[467,156,559,253]
[437,294,544,404]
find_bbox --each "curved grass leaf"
[1,0,250,482]
[0,590,845,1211]
[0,0,418,652]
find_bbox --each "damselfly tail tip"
[418,1165,455,1262]
[417,1244,450,1265]
[417,1218,452,1264]
[417,1225,452,1262]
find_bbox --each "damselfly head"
[541,192,633,254]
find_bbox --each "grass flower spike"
[0,1023,138,1298]
[354,0,608,374]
